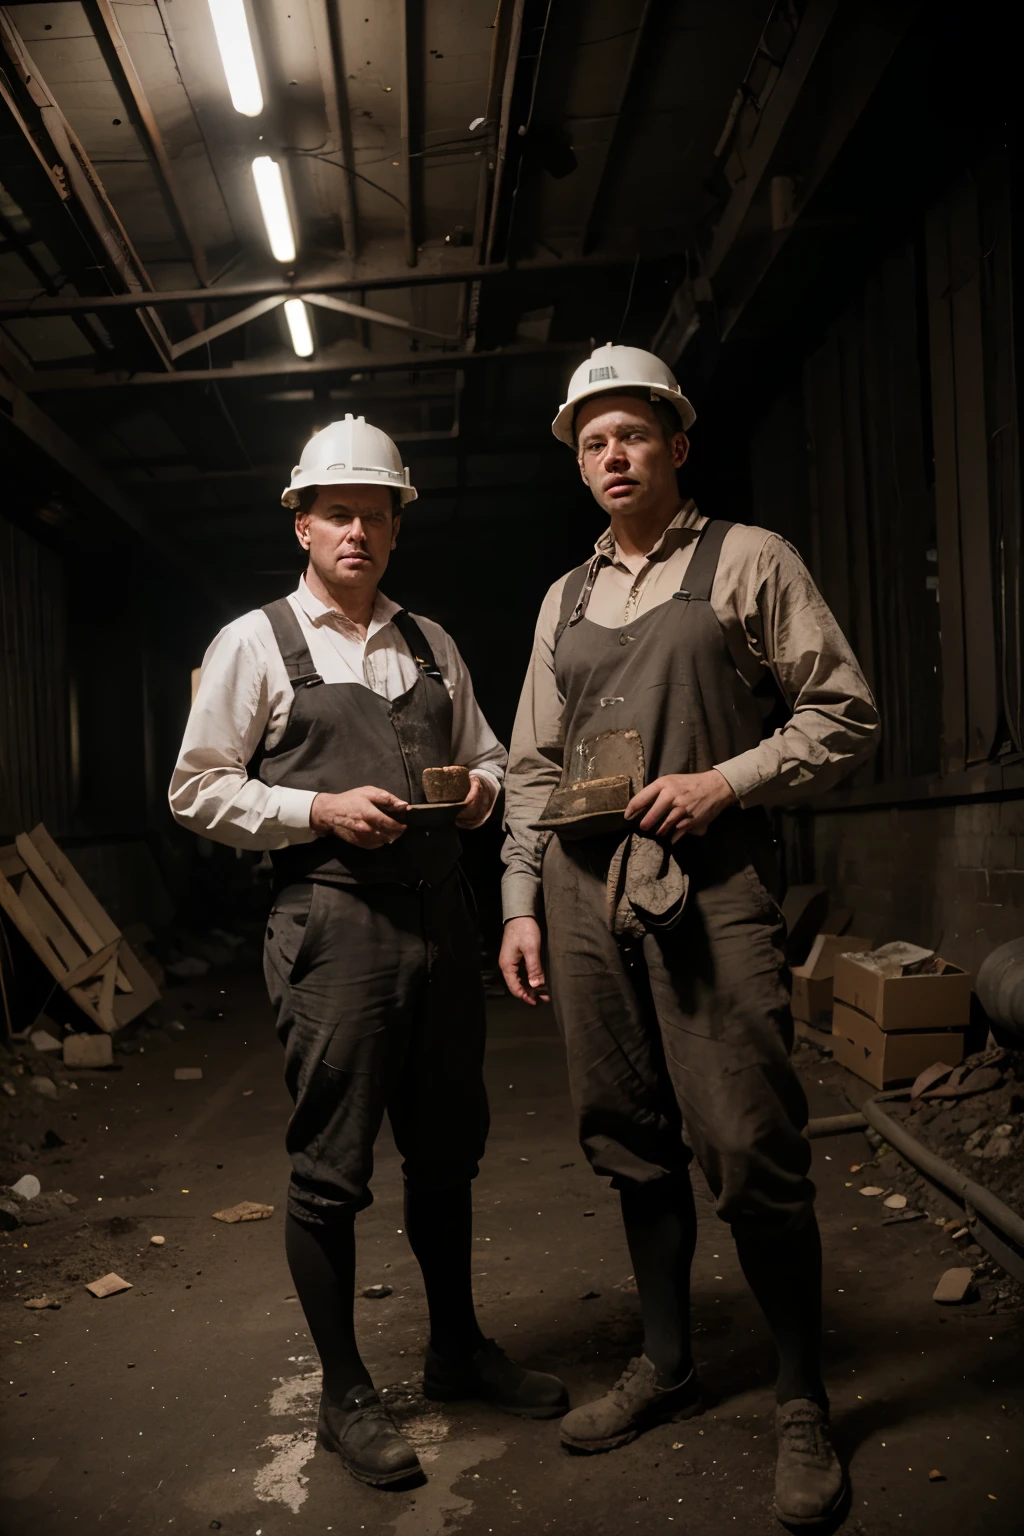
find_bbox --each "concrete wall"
[784,797,1024,975]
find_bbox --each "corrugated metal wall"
[0,513,73,837]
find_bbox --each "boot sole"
[561,1396,703,1454]
[316,1427,424,1489]
[423,1383,568,1420]
[772,1475,849,1529]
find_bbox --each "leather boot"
[423,1338,568,1419]
[560,1355,701,1452]
[773,1399,847,1527]
[316,1384,423,1489]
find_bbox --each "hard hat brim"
[280,475,418,509]
[552,382,696,446]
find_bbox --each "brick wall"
[781,796,1024,975]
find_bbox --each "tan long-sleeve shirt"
[501,503,880,920]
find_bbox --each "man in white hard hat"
[499,347,879,1526]
[170,415,567,1490]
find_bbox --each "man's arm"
[169,623,321,849]
[499,580,568,920]
[715,533,881,805]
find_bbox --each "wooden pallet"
[0,823,160,1033]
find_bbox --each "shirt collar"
[295,575,401,638]
[594,499,703,567]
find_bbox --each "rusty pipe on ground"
[806,1096,1024,1253]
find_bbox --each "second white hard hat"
[551,343,696,446]
[281,414,418,508]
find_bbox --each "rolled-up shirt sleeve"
[500,581,567,921]
[169,625,318,849]
[714,535,880,805]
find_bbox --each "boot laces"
[781,1406,831,1462]
[611,1358,643,1393]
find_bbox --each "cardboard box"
[790,972,834,1023]
[789,936,872,1022]
[831,1001,965,1089]
[832,951,971,1032]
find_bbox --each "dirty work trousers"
[264,873,489,1226]
[543,820,814,1236]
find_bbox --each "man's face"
[295,484,399,592]
[575,396,688,519]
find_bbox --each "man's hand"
[625,769,737,842]
[310,787,409,849]
[499,917,550,1006]
[455,773,494,829]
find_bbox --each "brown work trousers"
[543,820,814,1237]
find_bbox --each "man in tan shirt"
[499,345,879,1527]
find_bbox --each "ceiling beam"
[713,0,923,339]
[0,251,633,319]
[315,0,359,258]
[484,0,526,265]
[703,0,843,281]
[0,10,173,369]
[26,340,582,391]
[165,291,458,362]
[580,0,661,256]
[82,0,210,286]
[399,0,421,267]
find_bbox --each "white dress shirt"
[169,576,507,850]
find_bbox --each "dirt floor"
[1,967,1022,1536]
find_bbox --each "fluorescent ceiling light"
[208,0,263,116]
[284,299,314,358]
[252,157,296,264]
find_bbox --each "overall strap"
[391,609,444,682]
[554,554,608,648]
[673,520,734,603]
[261,598,322,689]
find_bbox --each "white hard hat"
[281,414,417,509]
[551,343,696,446]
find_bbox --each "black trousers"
[264,872,490,1225]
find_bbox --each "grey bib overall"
[255,596,488,1226]
[256,597,461,888]
[542,521,814,1236]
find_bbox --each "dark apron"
[253,597,461,887]
[553,519,785,853]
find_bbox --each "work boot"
[423,1338,568,1419]
[316,1384,424,1489]
[560,1354,701,1452]
[773,1398,847,1527]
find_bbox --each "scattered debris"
[0,1197,21,1231]
[362,1284,393,1299]
[212,1201,274,1223]
[63,1033,114,1070]
[578,1290,600,1301]
[31,1077,58,1100]
[933,1268,976,1305]
[929,1469,945,1482]
[10,1174,40,1201]
[150,1235,165,1246]
[24,1295,59,1310]
[174,1067,203,1081]
[883,1193,907,1209]
[86,1272,133,1298]
[882,1208,925,1226]
[30,1029,63,1054]
[583,1210,595,1217]
[242,1089,254,1097]
[859,1186,884,1197]
[18,1190,77,1225]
